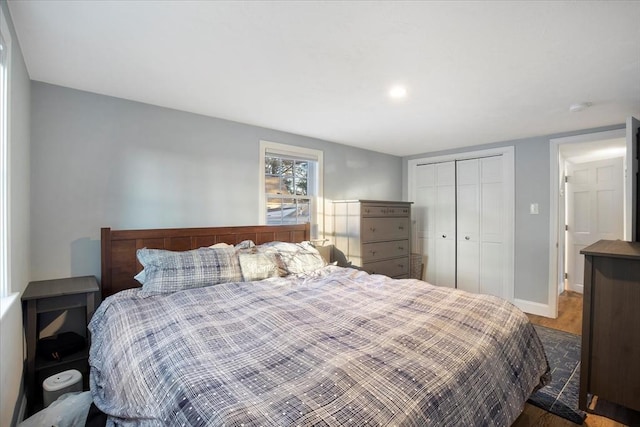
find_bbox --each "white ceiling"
[7,1,640,157]
[560,137,626,164]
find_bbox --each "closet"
[412,153,512,299]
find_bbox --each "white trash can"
[42,369,83,407]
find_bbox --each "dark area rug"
[528,325,586,425]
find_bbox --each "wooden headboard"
[100,223,311,299]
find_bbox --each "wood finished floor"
[511,291,627,427]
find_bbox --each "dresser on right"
[579,240,640,413]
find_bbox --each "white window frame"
[259,141,324,239]
[0,7,11,299]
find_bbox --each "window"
[265,156,312,224]
[0,8,10,298]
[259,141,323,238]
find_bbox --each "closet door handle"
[442,234,447,238]
[465,236,470,240]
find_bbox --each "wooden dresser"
[333,200,411,278]
[579,240,640,413]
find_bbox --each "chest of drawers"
[579,240,640,415]
[334,200,412,278]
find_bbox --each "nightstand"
[22,275,99,414]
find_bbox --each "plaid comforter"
[89,266,550,426]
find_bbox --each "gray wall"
[30,82,402,282]
[402,125,623,305]
[1,0,30,424]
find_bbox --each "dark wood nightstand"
[22,275,99,414]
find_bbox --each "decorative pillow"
[315,245,332,264]
[257,241,327,274]
[136,247,242,294]
[238,250,287,282]
[235,240,255,249]
[135,244,234,284]
[209,242,233,248]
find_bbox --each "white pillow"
[257,241,327,274]
[238,251,286,281]
[209,242,233,248]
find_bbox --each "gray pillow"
[136,247,242,294]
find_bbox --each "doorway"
[550,129,627,318]
[563,151,625,293]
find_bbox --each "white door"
[409,147,514,300]
[456,156,505,298]
[414,164,436,283]
[456,159,480,293]
[414,161,456,287]
[478,156,505,298]
[565,157,624,292]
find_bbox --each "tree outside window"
[265,156,312,225]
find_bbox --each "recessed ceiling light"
[569,102,592,113]
[389,85,407,99]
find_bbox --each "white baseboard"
[513,298,555,318]
[566,283,584,294]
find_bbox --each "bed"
[91,223,550,426]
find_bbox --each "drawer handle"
[370,250,376,256]
[398,246,404,251]
[398,226,404,230]
[465,236,470,240]
[398,264,404,268]
[370,227,376,232]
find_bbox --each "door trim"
[549,128,626,319]
[408,146,514,302]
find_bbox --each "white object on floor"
[43,369,83,407]
[18,391,93,427]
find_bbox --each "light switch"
[530,203,539,215]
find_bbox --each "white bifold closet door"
[456,157,504,297]
[415,156,506,298]
[414,161,456,287]
[456,159,480,293]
